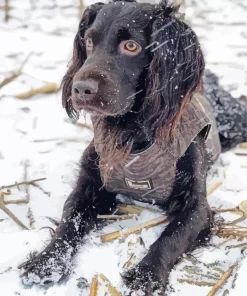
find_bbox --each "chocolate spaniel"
[19,0,247,294]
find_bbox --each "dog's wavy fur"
[62,0,205,183]
[20,1,247,293]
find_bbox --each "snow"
[0,0,247,295]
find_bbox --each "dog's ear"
[145,1,205,140]
[61,3,105,120]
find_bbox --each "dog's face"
[62,0,205,126]
[71,2,152,116]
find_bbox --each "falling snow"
[0,0,247,296]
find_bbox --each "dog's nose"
[72,81,98,100]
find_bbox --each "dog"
[19,0,247,294]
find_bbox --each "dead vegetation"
[0,175,46,230]
[100,215,168,243]
[15,83,60,99]
[0,144,246,294]
[89,273,122,296]
[0,52,33,89]
[206,263,238,296]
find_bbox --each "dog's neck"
[91,112,153,153]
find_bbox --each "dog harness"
[95,93,221,204]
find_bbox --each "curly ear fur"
[144,0,205,143]
[61,2,105,120]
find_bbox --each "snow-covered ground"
[0,0,247,295]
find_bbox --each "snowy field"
[0,0,247,295]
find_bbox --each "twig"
[89,275,98,296]
[117,204,159,215]
[32,137,86,143]
[225,211,246,225]
[206,263,238,296]
[222,225,247,229]
[23,161,30,203]
[123,253,136,269]
[76,122,92,130]
[177,278,214,287]
[123,237,141,269]
[213,200,247,220]
[99,273,122,296]
[18,52,34,72]
[182,265,220,281]
[216,236,234,248]
[4,0,10,22]
[239,143,247,149]
[4,198,29,205]
[0,177,46,190]
[100,216,168,243]
[79,0,84,18]
[0,192,29,230]
[31,183,50,197]
[0,52,33,89]
[226,242,247,250]
[213,207,239,214]
[0,267,12,275]
[216,201,247,226]
[15,83,59,99]
[182,255,225,274]
[207,181,223,196]
[65,118,92,131]
[235,152,247,156]
[97,214,136,221]
[0,164,39,230]
[32,138,65,143]
[0,72,21,89]
[216,228,247,240]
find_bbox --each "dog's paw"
[122,264,166,296]
[18,242,72,287]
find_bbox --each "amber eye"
[120,40,142,56]
[124,41,139,52]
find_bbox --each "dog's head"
[62,0,205,132]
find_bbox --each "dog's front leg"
[123,136,212,295]
[19,141,116,286]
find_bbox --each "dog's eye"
[120,40,142,56]
[125,41,138,52]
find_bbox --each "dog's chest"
[104,143,177,204]
[94,93,221,205]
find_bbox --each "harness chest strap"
[94,93,221,204]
